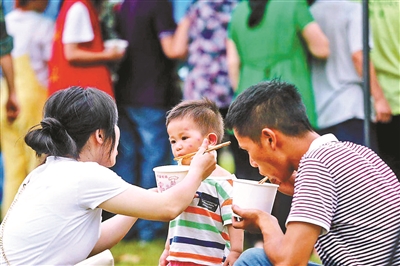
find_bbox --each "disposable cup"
[104,39,129,52]
[232,179,279,219]
[153,165,190,192]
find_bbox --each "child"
[159,98,244,266]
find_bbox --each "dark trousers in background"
[377,115,400,181]
[317,118,379,152]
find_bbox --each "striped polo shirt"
[287,134,400,265]
[167,174,236,265]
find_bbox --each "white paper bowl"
[153,165,190,192]
[232,179,279,218]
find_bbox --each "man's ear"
[261,128,276,150]
[95,129,104,144]
[207,133,218,145]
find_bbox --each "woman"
[48,0,124,98]
[0,87,216,265]
[227,0,329,128]
[174,0,238,118]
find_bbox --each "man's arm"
[160,16,190,60]
[232,205,320,265]
[352,50,392,123]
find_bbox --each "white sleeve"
[41,20,55,61]
[347,3,373,53]
[62,2,94,44]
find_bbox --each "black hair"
[25,86,118,159]
[248,0,315,28]
[248,0,268,28]
[225,79,313,143]
[166,98,225,143]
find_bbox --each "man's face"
[234,129,295,195]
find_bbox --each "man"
[310,0,391,151]
[225,80,400,265]
[369,1,400,179]
[112,0,185,241]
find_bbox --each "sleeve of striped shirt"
[286,157,337,235]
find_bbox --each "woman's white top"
[0,156,130,265]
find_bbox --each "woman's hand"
[188,139,216,181]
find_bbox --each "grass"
[111,239,165,266]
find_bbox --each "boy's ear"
[207,133,218,145]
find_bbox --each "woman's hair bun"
[40,117,65,136]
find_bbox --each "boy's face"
[167,117,206,165]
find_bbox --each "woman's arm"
[226,39,241,91]
[63,43,124,66]
[99,139,216,221]
[302,22,330,59]
[90,214,138,256]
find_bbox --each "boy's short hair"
[225,79,313,143]
[166,98,225,143]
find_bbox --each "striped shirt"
[287,134,400,265]
[167,175,236,265]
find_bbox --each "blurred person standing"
[48,0,124,98]
[226,0,329,233]
[172,0,239,184]
[227,0,329,129]
[1,0,53,218]
[174,0,238,120]
[0,1,19,126]
[370,1,400,179]
[0,1,19,216]
[113,0,184,242]
[310,0,391,151]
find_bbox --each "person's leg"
[110,105,140,237]
[112,105,139,185]
[234,248,273,266]
[134,106,171,241]
[235,248,322,266]
[377,115,400,179]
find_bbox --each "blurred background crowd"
[0,0,399,248]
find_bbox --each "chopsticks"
[258,176,270,184]
[173,141,231,161]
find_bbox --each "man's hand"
[231,205,272,234]
[374,97,392,123]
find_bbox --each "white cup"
[153,165,190,192]
[232,179,279,219]
[104,39,129,52]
